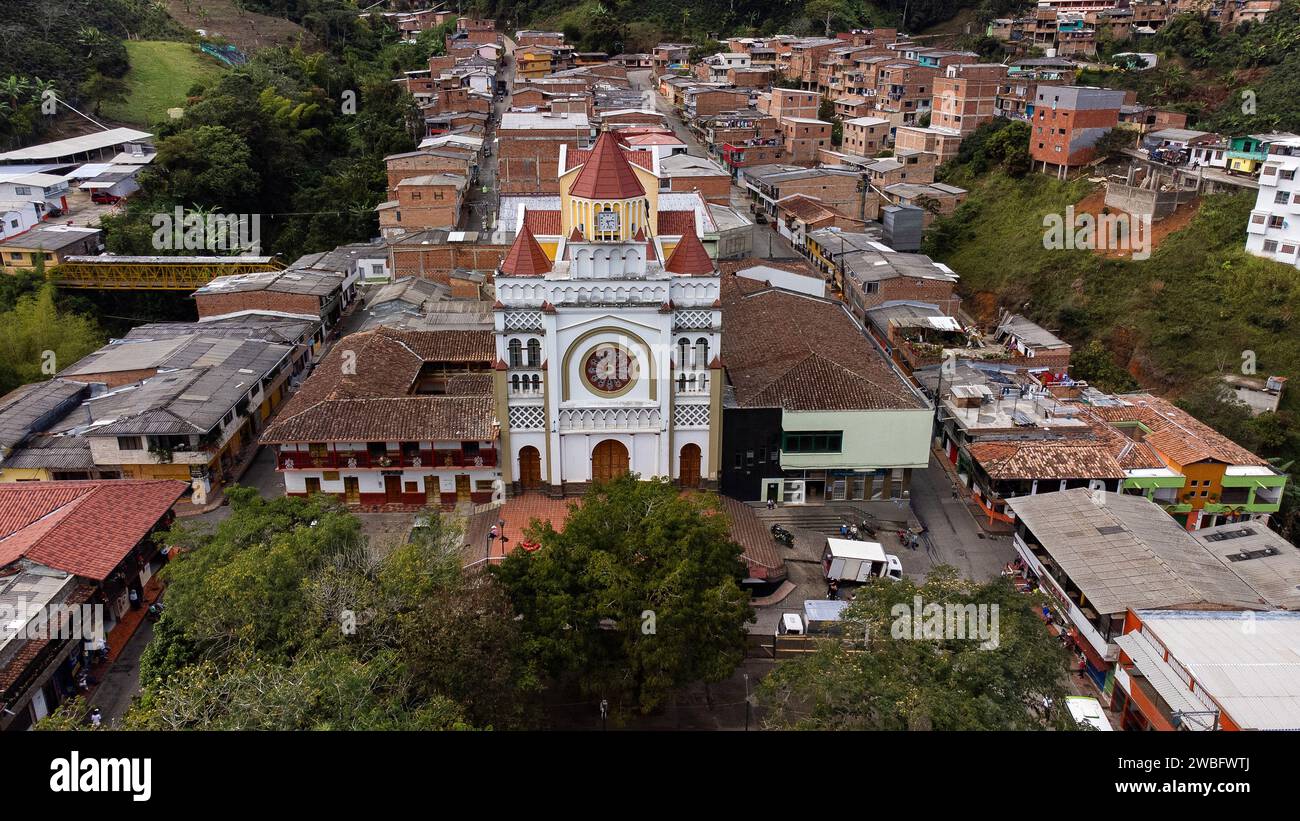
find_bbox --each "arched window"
[695,337,709,370]
[677,373,687,393]
[526,339,541,367]
[530,374,541,392]
[508,339,522,368]
[511,374,520,392]
[677,338,690,370]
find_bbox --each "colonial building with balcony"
[262,327,500,509]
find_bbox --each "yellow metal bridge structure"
[53,255,285,290]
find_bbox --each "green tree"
[0,284,103,396]
[129,489,534,730]
[1069,338,1138,393]
[78,71,126,117]
[494,475,753,715]
[758,567,1073,730]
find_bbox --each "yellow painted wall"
[120,463,195,481]
[0,467,52,482]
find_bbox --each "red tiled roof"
[0,481,187,580]
[262,327,496,445]
[720,267,922,412]
[501,223,553,276]
[1089,394,1267,468]
[568,130,646,199]
[966,441,1127,481]
[663,227,715,276]
[567,146,656,174]
[522,209,562,236]
[656,209,697,236]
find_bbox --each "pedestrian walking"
[766,498,775,510]
[128,587,140,610]
[89,707,102,728]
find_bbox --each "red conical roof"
[663,227,714,276]
[569,131,646,200]
[568,227,585,242]
[500,223,552,276]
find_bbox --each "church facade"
[493,131,722,493]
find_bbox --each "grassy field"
[102,40,225,126]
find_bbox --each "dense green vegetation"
[494,475,753,716]
[119,489,537,730]
[0,0,182,147]
[759,567,1073,730]
[101,15,427,262]
[0,277,105,396]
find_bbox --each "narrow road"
[908,454,1013,582]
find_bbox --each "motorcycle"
[770,524,795,547]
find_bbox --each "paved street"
[464,37,515,232]
[632,70,801,261]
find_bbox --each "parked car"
[91,191,122,205]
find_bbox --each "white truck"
[822,538,902,584]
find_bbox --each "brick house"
[1030,85,1126,177]
[497,111,591,194]
[931,63,1008,136]
[778,117,833,165]
[841,116,891,157]
[378,173,467,237]
[840,248,962,320]
[761,87,820,120]
[894,126,964,165]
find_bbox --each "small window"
[117,436,143,450]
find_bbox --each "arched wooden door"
[518,446,542,489]
[679,443,701,488]
[591,439,629,483]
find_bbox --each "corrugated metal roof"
[1130,611,1300,730]
[0,128,152,162]
[1115,631,1218,729]
[1007,490,1269,614]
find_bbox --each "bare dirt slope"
[161,0,316,53]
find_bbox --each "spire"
[568,226,585,242]
[500,223,552,276]
[663,227,713,276]
[569,130,646,199]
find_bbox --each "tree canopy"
[75,488,541,730]
[493,475,753,716]
[758,567,1073,730]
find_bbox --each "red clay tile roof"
[501,223,553,276]
[0,481,187,580]
[568,131,646,199]
[566,141,656,176]
[262,327,496,445]
[777,193,844,223]
[1089,394,1267,467]
[263,396,497,443]
[656,209,697,235]
[966,441,1127,481]
[720,268,922,412]
[522,209,562,236]
[663,227,715,276]
[720,497,787,582]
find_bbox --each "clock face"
[595,210,620,233]
[584,345,636,394]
